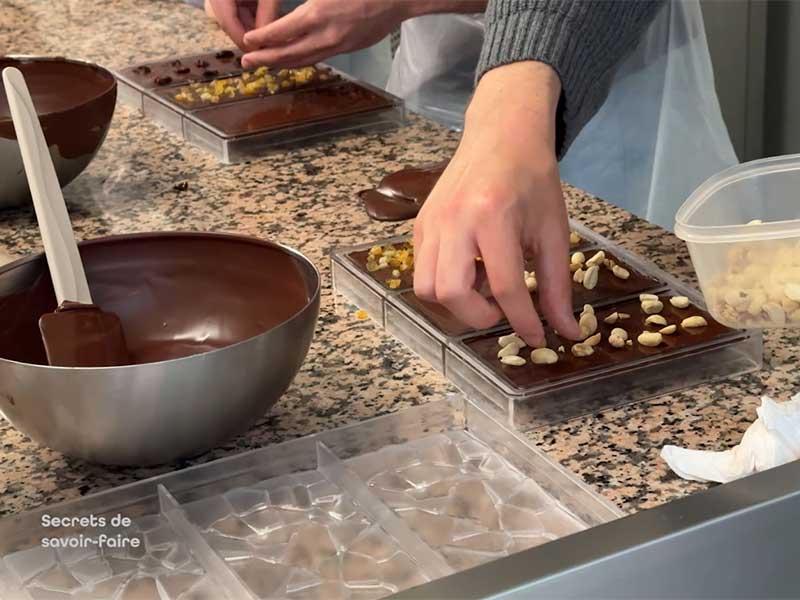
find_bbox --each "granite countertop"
[0,0,792,520]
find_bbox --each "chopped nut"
[681,316,708,328]
[570,252,586,266]
[641,299,664,314]
[585,250,606,268]
[569,262,582,273]
[570,231,582,245]
[637,331,663,347]
[557,345,565,353]
[500,355,526,366]
[498,343,523,358]
[583,265,600,290]
[603,258,617,269]
[610,327,628,341]
[669,296,690,309]
[531,348,559,364]
[626,339,633,346]
[391,269,401,277]
[659,324,677,335]
[582,304,594,315]
[618,312,631,320]
[386,279,401,289]
[611,265,630,280]
[644,314,668,327]
[640,293,660,302]
[498,334,526,348]
[573,268,585,284]
[571,343,595,357]
[608,334,626,348]
[525,276,538,291]
[603,312,619,324]
[579,312,598,339]
[584,332,602,346]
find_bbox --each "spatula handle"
[2,67,92,305]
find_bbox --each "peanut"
[645,314,668,327]
[579,312,598,338]
[585,251,606,268]
[763,302,786,325]
[500,355,526,366]
[571,252,586,266]
[499,334,525,348]
[583,265,599,290]
[669,296,690,309]
[659,324,677,335]
[681,316,708,328]
[612,265,630,280]
[610,327,628,341]
[525,276,538,292]
[573,268,585,284]
[582,304,595,315]
[637,331,663,347]
[603,312,619,324]
[618,312,631,320]
[498,343,523,358]
[571,343,595,357]
[609,334,626,348]
[784,283,800,302]
[640,293,659,302]
[585,332,602,346]
[641,300,664,314]
[569,231,582,245]
[531,348,559,364]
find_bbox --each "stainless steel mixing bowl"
[0,232,320,465]
[0,56,117,209]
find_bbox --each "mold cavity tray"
[331,220,763,430]
[115,49,406,164]
[0,398,620,600]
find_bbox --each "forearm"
[402,0,487,19]
[477,0,664,156]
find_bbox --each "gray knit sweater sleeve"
[477,0,665,157]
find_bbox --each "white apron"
[379,1,737,231]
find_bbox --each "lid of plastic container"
[675,153,800,244]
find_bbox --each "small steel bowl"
[0,232,320,465]
[0,56,117,210]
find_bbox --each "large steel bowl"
[0,56,117,209]
[0,232,320,465]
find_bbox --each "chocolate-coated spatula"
[3,67,131,367]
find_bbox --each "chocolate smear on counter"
[360,161,448,221]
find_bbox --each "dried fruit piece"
[681,316,708,328]
[531,348,559,364]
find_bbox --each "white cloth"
[661,395,800,484]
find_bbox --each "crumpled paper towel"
[661,394,800,483]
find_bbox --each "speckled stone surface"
[0,0,789,521]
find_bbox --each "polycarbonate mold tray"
[115,52,406,164]
[330,220,763,430]
[0,397,621,600]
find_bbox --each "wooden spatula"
[2,67,131,367]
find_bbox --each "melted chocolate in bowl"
[0,57,117,159]
[0,233,312,367]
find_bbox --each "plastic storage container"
[675,154,800,328]
[0,397,622,600]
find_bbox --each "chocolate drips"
[0,233,312,367]
[0,57,116,160]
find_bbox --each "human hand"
[239,0,412,69]
[207,0,280,50]
[413,62,581,347]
